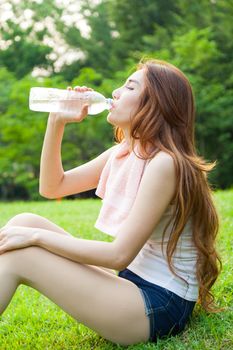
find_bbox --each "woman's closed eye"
[125,86,134,90]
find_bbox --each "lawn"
[0,189,232,349]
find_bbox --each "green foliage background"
[0,0,232,200]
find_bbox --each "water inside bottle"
[29,98,88,115]
[29,87,112,115]
[29,99,60,113]
[30,99,111,115]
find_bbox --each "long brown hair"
[114,58,222,312]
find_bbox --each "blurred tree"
[108,0,178,61]
[0,73,46,199]
[57,0,115,81]
[57,0,179,80]
[0,21,52,78]
[167,0,233,188]
[0,0,233,199]
[0,0,63,77]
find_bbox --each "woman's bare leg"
[0,212,150,345]
[0,246,150,346]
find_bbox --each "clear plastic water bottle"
[29,87,113,116]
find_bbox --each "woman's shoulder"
[147,151,175,181]
[146,151,176,206]
[147,150,175,168]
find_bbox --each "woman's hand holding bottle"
[49,86,94,126]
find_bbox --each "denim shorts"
[118,268,196,342]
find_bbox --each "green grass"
[0,189,232,349]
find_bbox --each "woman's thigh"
[4,212,117,276]
[1,246,150,346]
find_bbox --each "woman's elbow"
[116,261,127,271]
[39,189,56,199]
[113,242,130,270]
[114,253,129,271]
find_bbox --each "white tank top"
[127,204,199,301]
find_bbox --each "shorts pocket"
[155,305,180,337]
[163,294,186,336]
[178,300,195,329]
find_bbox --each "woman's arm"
[39,89,89,198]
[33,229,121,270]
[39,115,65,197]
[34,152,175,271]
[39,111,117,199]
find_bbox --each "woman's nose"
[112,88,120,100]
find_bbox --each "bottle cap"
[106,98,113,105]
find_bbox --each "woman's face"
[107,69,145,129]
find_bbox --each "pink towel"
[94,139,150,237]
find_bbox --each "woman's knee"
[6,212,40,227]
[5,213,71,237]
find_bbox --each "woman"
[0,59,221,346]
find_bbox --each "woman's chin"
[106,112,116,125]
[107,113,129,129]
